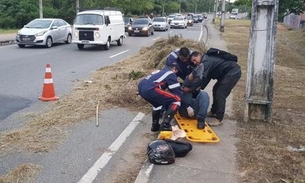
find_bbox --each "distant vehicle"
[192,15,199,23]
[124,17,133,32]
[229,14,237,19]
[202,13,208,19]
[16,18,72,48]
[231,8,239,15]
[152,17,169,31]
[167,14,176,24]
[128,18,154,36]
[72,10,125,50]
[186,16,194,26]
[196,14,203,22]
[170,16,187,29]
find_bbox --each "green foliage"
[1,0,303,29]
[128,71,145,80]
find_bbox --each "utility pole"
[39,0,43,18]
[212,0,217,23]
[244,0,279,123]
[76,0,79,14]
[219,0,226,32]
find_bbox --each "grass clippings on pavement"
[216,19,305,182]
[0,163,40,183]
[0,35,206,182]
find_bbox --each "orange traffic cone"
[39,64,59,101]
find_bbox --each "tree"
[234,0,305,18]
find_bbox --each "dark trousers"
[211,67,241,121]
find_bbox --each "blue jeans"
[179,90,210,119]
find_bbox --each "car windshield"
[168,15,175,18]
[133,19,148,25]
[173,17,183,20]
[74,14,104,25]
[186,16,192,20]
[153,18,166,22]
[124,17,131,24]
[25,19,52,29]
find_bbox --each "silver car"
[16,18,72,48]
[152,17,169,31]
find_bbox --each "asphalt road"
[0,22,206,183]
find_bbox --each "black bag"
[164,139,193,157]
[206,47,238,62]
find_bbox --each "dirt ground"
[216,19,305,182]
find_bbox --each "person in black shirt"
[188,51,241,126]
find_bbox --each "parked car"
[170,16,187,29]
[128,18,154,36]
[124,17,133,32]
[16,18,72,48]
[152,17,169,31]
[186,16,194,26]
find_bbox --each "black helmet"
[147,140,175,165]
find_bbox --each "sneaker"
[151,123,160,132]
[197,121,205,129]
[160,123,172,131]
[207,111,216,118]
[208,119,223,126]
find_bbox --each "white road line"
[109,49,129,58]
[153,37,161,41]
[78,112,145,183]
[198,24,203,42]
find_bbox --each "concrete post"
[76,0,79,14]
[244,0,279,123]
[219,0,226,32]
[39,0,43,18]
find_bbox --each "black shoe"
[197,121,205,129]
[160,123,172,131]
[151,123,160,132]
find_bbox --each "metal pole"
[244,0,279,123]
[212,0,217,23]
[219,0,225,32]
[39,0,43,18]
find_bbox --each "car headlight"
[128,26,132,30]
[74,31,78,37]
[35,31,47,36]
[142,27,148,31]
[95,32,100,38]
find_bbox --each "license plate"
[134,30,140,33]
[81,40,89,43]
[22,38,30,41]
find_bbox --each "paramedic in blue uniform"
[138,61,194,132]
[165,47,195,80]
[188,51,241,127]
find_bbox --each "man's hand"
[182,86,191,93]
[187,106,195,117]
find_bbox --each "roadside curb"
[134,160,154,183]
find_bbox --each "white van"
[72,10,125,50]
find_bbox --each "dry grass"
[0,164,40,183]
[0,35,206,181]
[216,19,305,182]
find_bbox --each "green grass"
[0,29,18,34]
